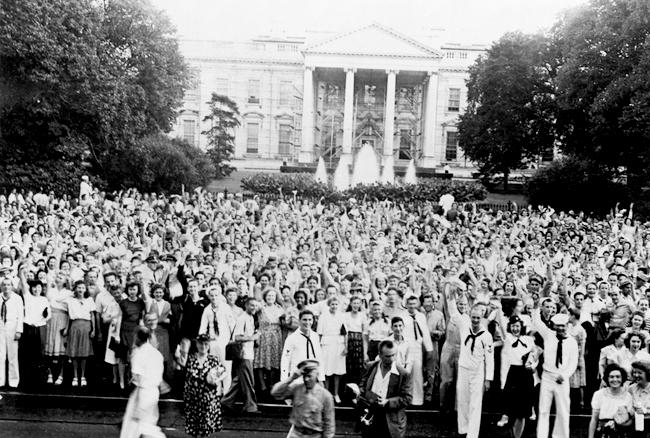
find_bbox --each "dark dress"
[119,298,145,357]
[183,353,223,437]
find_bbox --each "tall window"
[186,68,200,101]
[182,120,196,145]
[246,122,259,153]
[216,77,229,96]
[399,129,412,159]
[279,81,292,106]
[446,131,459,161]
[448,88,460,112]
[278,124,292,155]
[248,79,260,104]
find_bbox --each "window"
[248,79,260,104]
[182,120,196,145]
[399,129,411,160]
[446,131,458,161]
[448,88,460,112]
[279,81,292,106]
[446,51,455,59]
[459,51,468,59]
[246,122,259,153]
[186,68,200,101]
[278,124,292,155]
[277,43,299,51]
[216,77,229,96]
[363,84,377,106]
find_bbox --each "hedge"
[241,173,487,203]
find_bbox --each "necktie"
[411,314,423,340]
[301,332,315,359]
[512,338,528,349]
[464,330,484,354]
[212,308,220,337]
[1,296,6,323]
[556,336,564,367]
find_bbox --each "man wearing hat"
[271,359,335,438]
[532,310,578,438]
[456,303,494,438]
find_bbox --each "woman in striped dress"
[44,272,73,385]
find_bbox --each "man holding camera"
[359,339,412,438]
[271,359,335,438]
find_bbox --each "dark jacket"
[360,361,412,438]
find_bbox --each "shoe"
[47,373,53,384]
[80,377,87,387]
[334,395,341,404]
[54,376,63,386]
[497,415,509,427]
[72,378,79,387]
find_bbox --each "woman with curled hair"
[588,363,634,438]
[495,313,537,438]
[599,329,629,382]
[623,333,650,377]
[628,360,650,436]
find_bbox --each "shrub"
[241,173,488,203]
[526,156,628,216]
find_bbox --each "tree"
[202,93,240,178]
[458,32,558,189]
[0,0,188,194]
[552,0,650,193]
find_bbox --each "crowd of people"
[3,178,650,437]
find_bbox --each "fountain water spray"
[381,155,395,184]
[333,154,352,191]
[314,157,327,184]
[351,144,380,187]
[404,159,417,185]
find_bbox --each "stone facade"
[170,24,486,171]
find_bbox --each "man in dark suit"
[360,339,412,438]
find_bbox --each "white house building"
[170,24,486,172]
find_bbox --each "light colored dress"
[253,304,283,370]
[569,324,587,388]
[317,311,346,376]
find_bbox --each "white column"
[299,66,315,163]
[342,68,356,156]
[383,70,397,158]
[420,71,439,168]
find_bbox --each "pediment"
[305,23,442,59]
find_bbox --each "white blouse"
[67,297,96,320]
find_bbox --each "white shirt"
[67,297,96,320]
[458,319,494,380]
[234,312,255,360]
[47,287,73,312]
[532,309,579,380]
[23,293,50,327]
[403,311,434,352]
[280,328,324,381]
[370,361,399,400]
[199,304,234,344]
[0,292,24,332]
[131,342,164,389]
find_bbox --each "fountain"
[333,154,352,191]
[351,144,380,187]
[381,155,395,184]
[404,159,417,185]
[314,157,328,184]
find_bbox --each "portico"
[299,23,443,170]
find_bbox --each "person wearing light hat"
[532,310,578,438]
[271,358,335,438]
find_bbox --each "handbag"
[225,320,245,361]
[109,338,127,357]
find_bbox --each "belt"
[294,425,321,435]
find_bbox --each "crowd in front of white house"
[2,179,650,438]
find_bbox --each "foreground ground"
[0,391,591,437]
